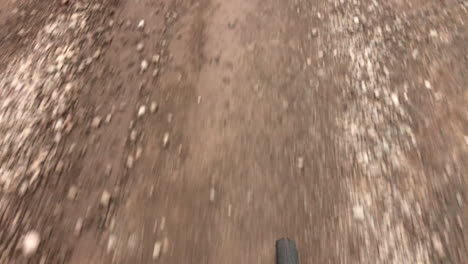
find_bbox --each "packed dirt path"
[0,0,467,263]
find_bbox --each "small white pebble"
[163,133,170,148]
[424,80,432,89]
[22,231,40,256]
[140,60,149,73]
[136,42,144,52]
[153,241,162,259]
[138,105,146,118]
[107,235,117,252]
[353,205,365,221]
[353,16,360,24]
[391,93,399,106]
[137,19,145,29]
[150,102,158,113]
[210,187,215,202]
[100,191,111,207]
[429,29,438,38]
[297,157,304,169]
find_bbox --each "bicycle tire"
[276,238,299,264]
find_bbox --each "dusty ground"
[0,0,467,263]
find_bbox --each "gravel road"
[0,0,467,263]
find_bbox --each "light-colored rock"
[107,234,117,252]
[127,155,134,169]
[210,187,215,202]
[424,80,432,89]
[105,114,112,123]
[391,93,399,106]
[138,105,146,118]
[432,234,445,258]
[91,116,102,128]
[352,205,365,221]
[150,102,158,113]
[22,231,40,256]
[140,60,148,73]
[135,147,143,160]
[297,157,304,169]
[67,185,78,200]
[100,191,111,207]
[152,54,160,63]
[163,133,170,148]
[137,19,145,29]
[353,16,360,24]
[153,241,162,259]
[130,129,138,142]
[311,28,318,37]
[136,42,144,52]
[74,218,83,236]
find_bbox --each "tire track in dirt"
[85,0,347,263]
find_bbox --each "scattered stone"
[22,231,40,257]
[135,147,143,160]
[352,205,365,221]
[456,192,463,207]
[163,237,169,253]
[153,241,162,259]
[429,29,438,38]
[130,129,138,142]
[210,187,215,202]
[105,114,112,123]
[311,28,318,37]
[137,19,145,29]
[127,155,134,169]
[107,234,117,252]
[136,42,144,52]
[163,133,170,148]
[67,185,78,200]
[318,50,324,59]
[374,89,381,98]
[74,218,83,236]
[55,118,64,131]
[353,16,360,24]
[91,116,102,128]
[306,57,312,66]
[100,191,111,207]
[92,49,101,60]
[138,105,146,118]
[152,54,160,63]
[432,234,445,258]
[140,60,149,73]
[105,164,112,176]
[150,102,158,113]
[424,80,432,89]
[297,157,304,169]
[167,113,173,123]
[197,96,202,104]
[391,93,399,106]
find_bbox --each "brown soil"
[0,0,467,263]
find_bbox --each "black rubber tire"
[276,238,299,264]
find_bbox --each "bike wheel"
[276,238,299,264]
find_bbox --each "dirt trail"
[0,0,467,263]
